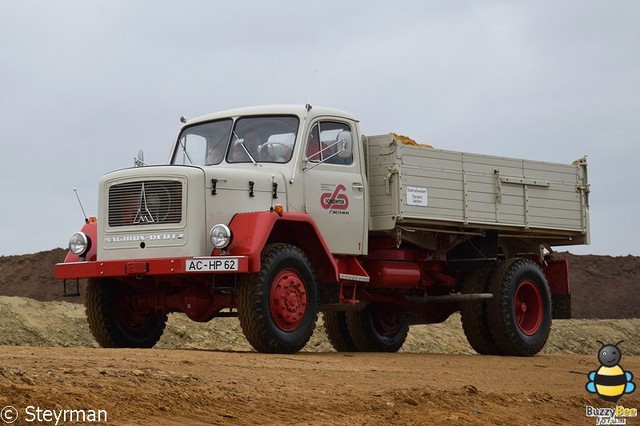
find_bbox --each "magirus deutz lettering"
[104,233,185,243]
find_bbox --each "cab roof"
[184,105,359,126]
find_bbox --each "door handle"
[352,182,364,192]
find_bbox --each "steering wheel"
[260,142,293,162]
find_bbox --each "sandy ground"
[1,347,639,425]
[1,296,639,425]
[0,250,639,424]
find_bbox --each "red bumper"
[55,256,250,280]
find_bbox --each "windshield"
[227,116,298,163]
[172,119,232,166]
[171,115,299,166]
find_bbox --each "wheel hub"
[270,269,307,331]
[514,280,543,336]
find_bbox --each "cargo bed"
[365,134,589,247]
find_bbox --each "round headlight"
[69,231,91,256]
[209,224,232,249]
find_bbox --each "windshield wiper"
[179,138,194,165]
[233,131,257,165]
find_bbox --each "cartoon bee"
[586,340,636,403]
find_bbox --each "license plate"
[185,258,239,272]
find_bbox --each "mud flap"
[552,294,571,319]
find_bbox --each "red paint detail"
[54,256,249,280]
[320,184,349,210]
[543,258,570,295]
[420,261,457,287]
[181,287,228,322]
[367,250,417,262]
[125,262,148,275]
[269,268,307,331]
[335,256,368,278]
[366,260,421,289]
[134,286,234,321]
[227,211,339,281]
[514,279,543,336]
[226,212,280,272]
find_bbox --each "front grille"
[108,180,183,227]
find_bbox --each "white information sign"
[406,186,428,207]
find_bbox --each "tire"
[237,243,318,354]
[323,312,359,352]
[345,303,409,352]
[487,258,552,356]
[85,278,167,348]
[460,268,503,355]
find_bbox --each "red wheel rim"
[269,268,307,332]
[514,279,543,336]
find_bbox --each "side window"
[305,121,353,165]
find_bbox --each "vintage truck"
[55,105,590,356]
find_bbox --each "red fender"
[63,221,98,262]
[224,211,339,282]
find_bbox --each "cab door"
[302,120,367,255]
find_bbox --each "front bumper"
[54,256,249,280]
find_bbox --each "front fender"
[225,211,339,282]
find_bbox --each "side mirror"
[336,131,353,159]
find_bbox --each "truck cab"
[169,105,368,257]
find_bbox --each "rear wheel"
[323,311,359,352]
[460,268,503,355]
[487,258,552,356]
[237,243,318,354]
[85,278,167,348]
[346,303,409,352]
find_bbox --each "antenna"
[73,187,89,223]
[307,68,317,106]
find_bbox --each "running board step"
[339,273,370,282]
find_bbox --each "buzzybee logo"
[586,341,635,403]
[584,340,637,424]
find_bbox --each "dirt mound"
[0,248,638,319]
[0,248,76,302]
[556,252,640,319]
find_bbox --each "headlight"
[69,232,91,256]
[209,224,232,249]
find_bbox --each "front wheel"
[345,303,409,352]
[237,243,318,354]
[487,258,552,356]
[85,278,167,348]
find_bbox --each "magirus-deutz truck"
[55,104,589,356]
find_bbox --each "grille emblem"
[133,183,155,224]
